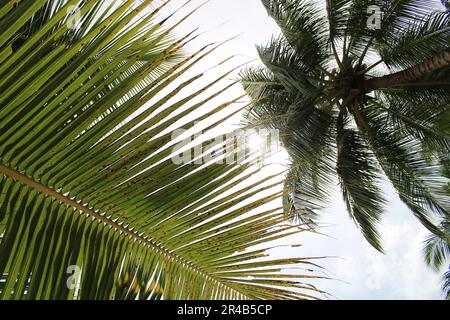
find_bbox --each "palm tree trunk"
[364,48,450,91]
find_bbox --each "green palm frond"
[377,89,450,153]
[345,0,435,57]
[376,11,450,69]
[281,102,336,226]
[261,0,330,70]
[325,0,353,42]
[336,113,386,252]
[240,66,284,103]
[0,0,326,300]
[424,229,450,272]
[423,217,449,298]
[353,102,449,235]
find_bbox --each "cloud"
[298,195,443,299]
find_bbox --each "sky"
[152,0,447,299]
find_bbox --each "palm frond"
[281,101,337,227]
[240,66,284,103]
[325,0,352,42]
[0,0,325,300]
[353,102,449,239]
[336,113,386,252]
[256,36,325,96]
[345,0,434,57]
[376,11,450,69]
[376,89,450,154]
[260,0,330,71]
[424,218,449,271]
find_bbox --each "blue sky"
[157,0,447,299]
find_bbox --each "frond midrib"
[0,162,249,299]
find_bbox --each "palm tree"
[0,0,325,300]
[241,0,450,251]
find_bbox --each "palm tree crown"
[241,0,450,251]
